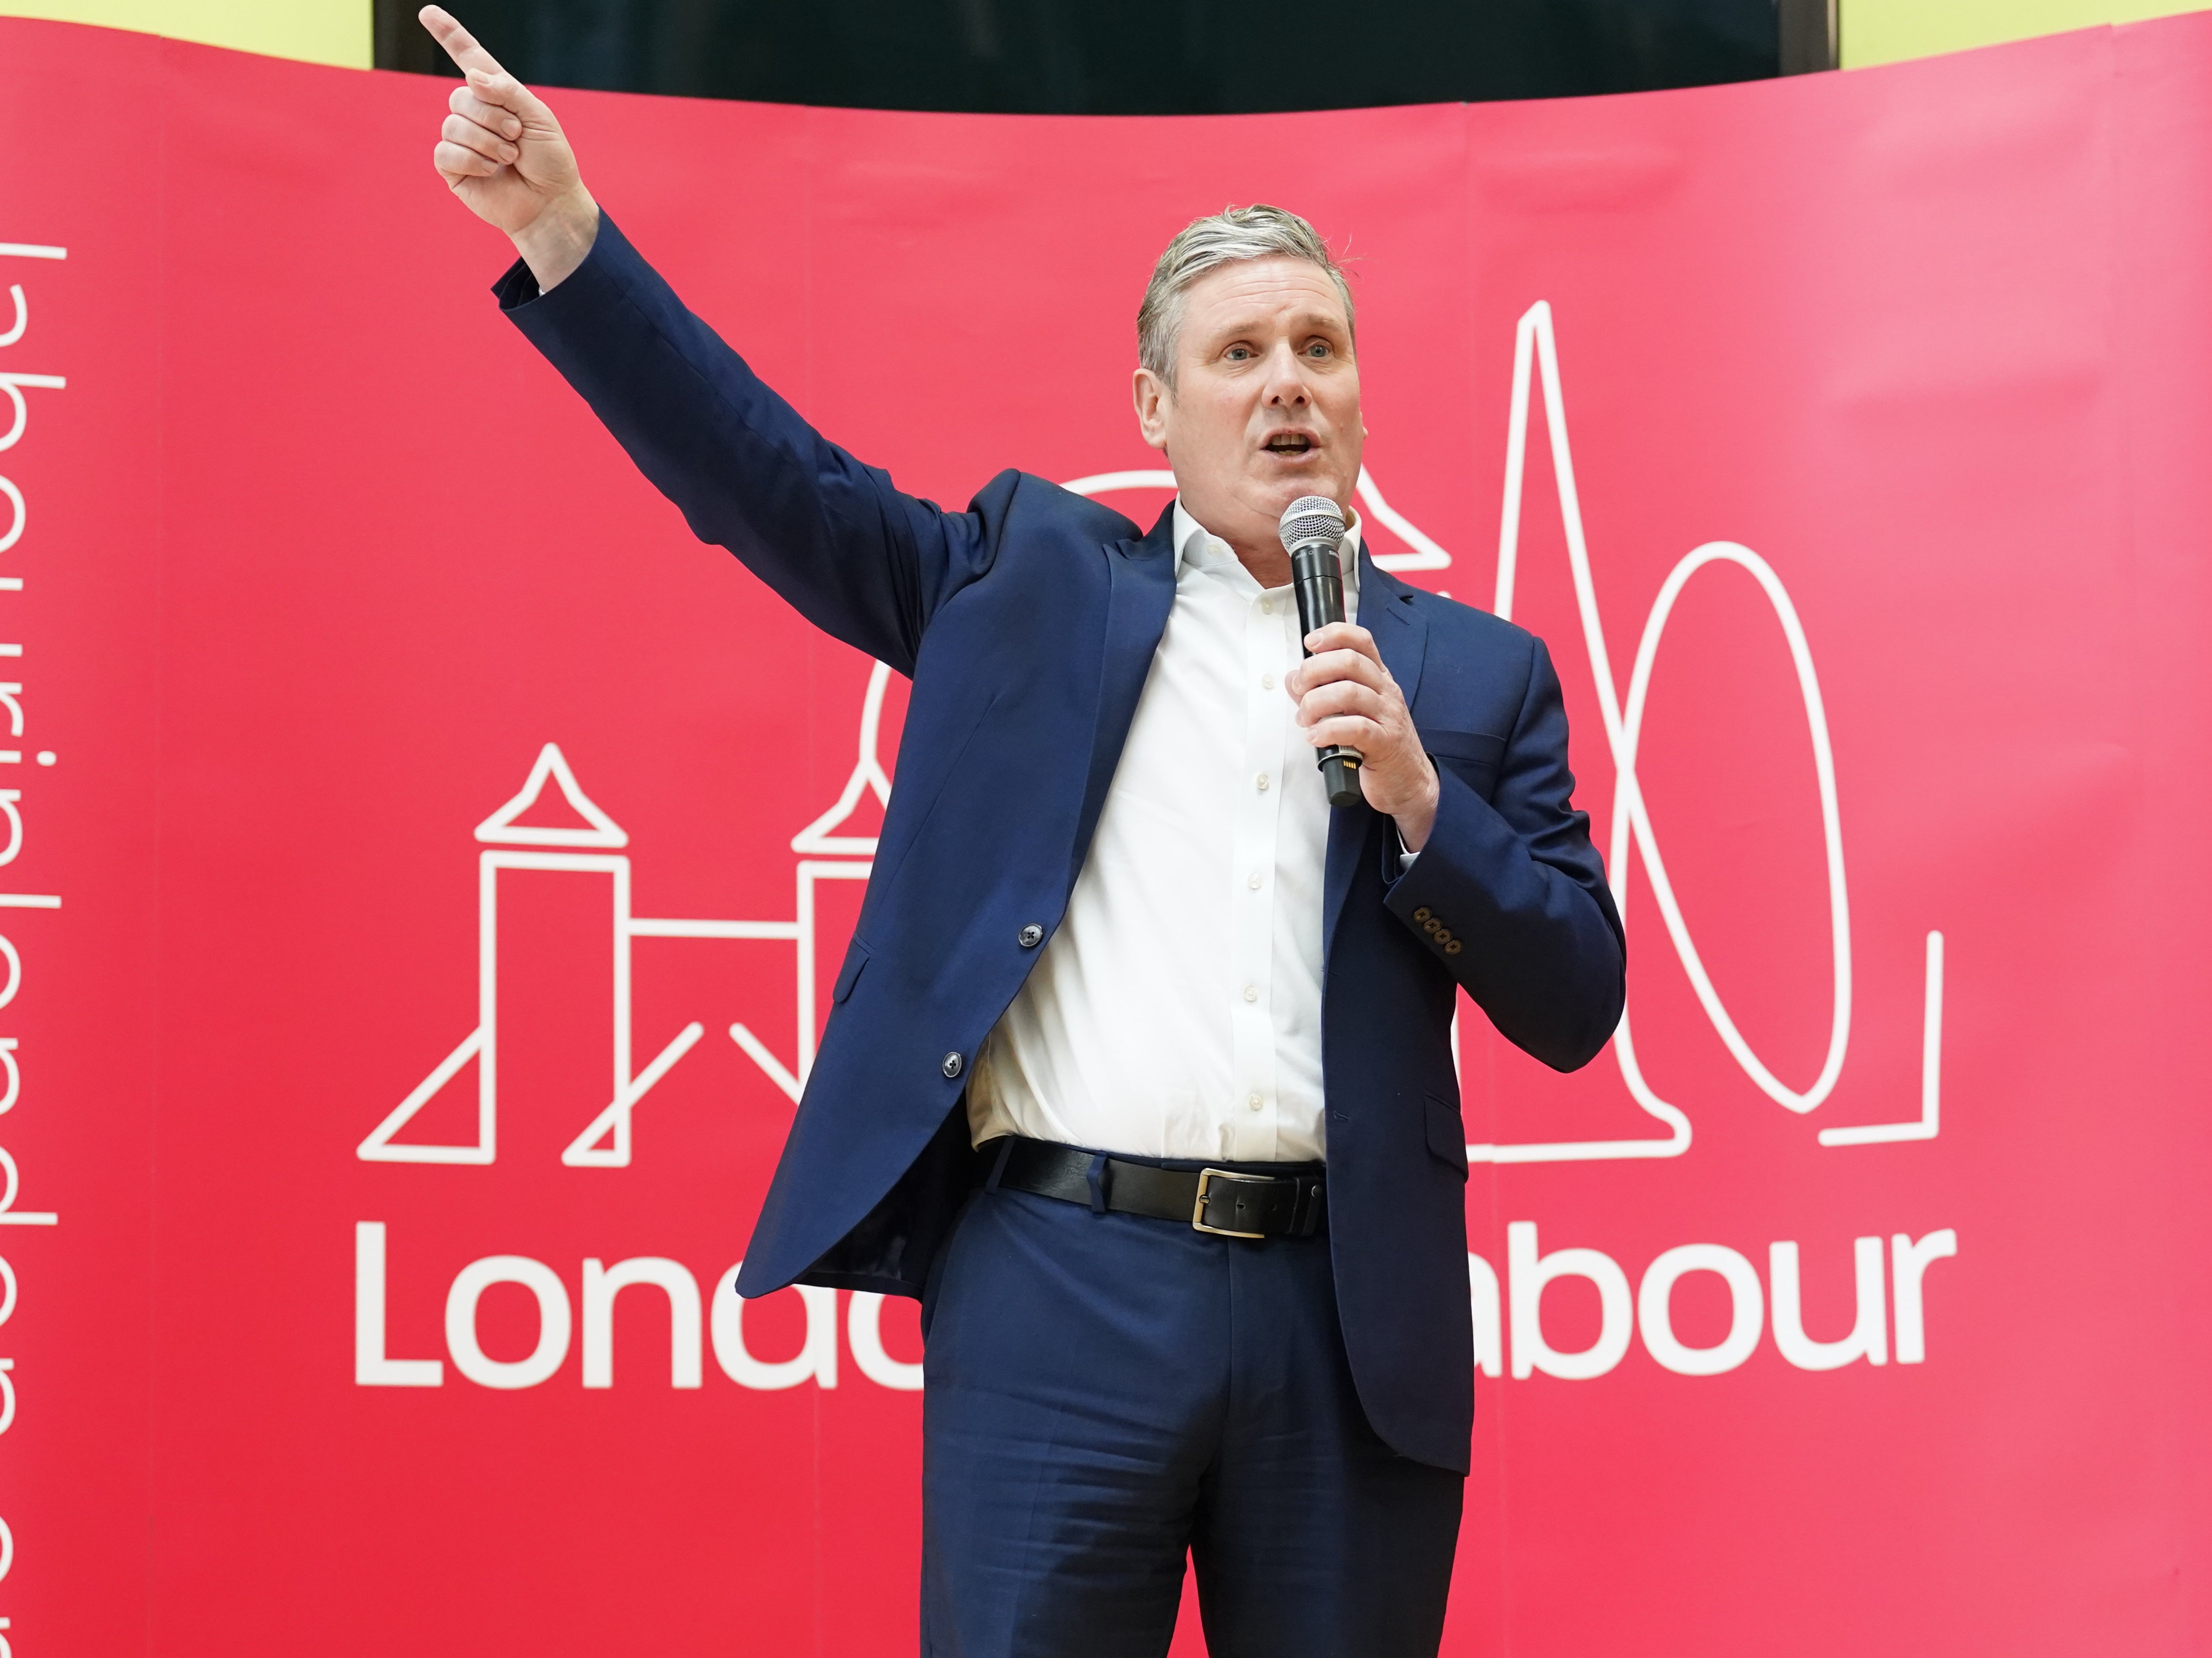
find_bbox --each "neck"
[1182,503,1358,590]
[1227,534,1293,588]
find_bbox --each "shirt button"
[1247,1092,1264,1111]
[1261,598,1275,615]
[1246,872,1262,891]
[1018,923,1044,948]
[1255,772,1270,792]
[1261,673,1275,690]
[941,1051,964,1079]
[1243,985,1259,1003]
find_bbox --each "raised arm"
[419,7,997,671]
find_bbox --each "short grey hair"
[1137,204,1355,390]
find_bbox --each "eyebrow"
[1202,312,1350,341]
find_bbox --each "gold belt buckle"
[1191,1168,1268,1239]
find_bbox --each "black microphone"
[1279,495,1364,809]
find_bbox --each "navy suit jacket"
[498,217,1625,1472]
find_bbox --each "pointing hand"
[420,6,598,289]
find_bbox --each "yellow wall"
[1844,0,2209,67]
[0,0,368,67]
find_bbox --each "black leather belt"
[980,1136,1326,1239]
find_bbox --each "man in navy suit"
[422,10,1623,1654]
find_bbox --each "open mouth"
[1264,433,1316,456]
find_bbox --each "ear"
[1132,366,1172,452]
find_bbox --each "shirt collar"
[1172,499,1362,597]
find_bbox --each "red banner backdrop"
[0,12,2208,1653]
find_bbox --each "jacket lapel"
[1323,553,1430,968]
[1071,503,1179,885]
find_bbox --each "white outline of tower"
[357,668,891,1168]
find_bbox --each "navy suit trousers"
[919,1152,1464,1658]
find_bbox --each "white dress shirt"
[966,501,1360,1163]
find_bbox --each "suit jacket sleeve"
[1384,635,1626,1072]
[494,214,991,675]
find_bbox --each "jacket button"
[1423,917,1440,934]
[1446,940,1464,955]
[1018,923,1044,948]
[941,1051,965,1079]
[1434,928,1454,946]
[1413,907,1432,923]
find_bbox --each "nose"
[1262,340,1311,407]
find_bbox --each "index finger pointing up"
[421,7,551,125]
[419,6,506,80]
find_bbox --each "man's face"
[1133,256,1364,571]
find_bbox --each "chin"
[1281,478,1350,510]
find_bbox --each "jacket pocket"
[1420,727,1507,800]
[1423,1093,1469,1179]
[831,939,871,1005]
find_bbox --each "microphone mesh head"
[1278,495,1346,555]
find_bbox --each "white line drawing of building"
[364,395,1928,1176]
[1470,300,1941,1162]
[358,668,892,1168]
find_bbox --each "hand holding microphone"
[1278,495,1442,848]
[1280,496,1365,808]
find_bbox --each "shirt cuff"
[1394,825,1419,871]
